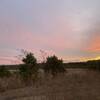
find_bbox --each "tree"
[19,51,38,83]
[44,55,66,77]
[22,52,37,65]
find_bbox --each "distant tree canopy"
[86,60,100,70]
[44,55,66,77]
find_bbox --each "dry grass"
[0,69,100,100]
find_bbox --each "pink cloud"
[87,36,100,52]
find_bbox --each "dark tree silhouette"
[22,52,37,65]
[44,55,66,77]
[19,51,38,83]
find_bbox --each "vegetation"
[86,60,100,70]
[0,66,11,78]
[19,64,38,82]
[19,51,38,83]
[22,52,37,65]
[44,55,66,77]
[0,50,100,88]
[0,51,100,95]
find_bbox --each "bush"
[22,52,37,65]
[19,51,38,84]
[0,66,11,78]
[44,55,66,77]
[19,64,38,81]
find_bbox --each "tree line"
[0,51,66,84]
[0,51,100,84]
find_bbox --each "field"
[0,68,100,100]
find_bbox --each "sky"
[0,0,100,64]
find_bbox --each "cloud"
[1,0,100,63]
[87,34,100,52]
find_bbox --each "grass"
[0,68,100,100]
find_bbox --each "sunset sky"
[0,0,100,64]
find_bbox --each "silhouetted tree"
[19,51,38,83]
[44,55,66,77]
[22,52,37,65]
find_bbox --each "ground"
[0,69,100,100]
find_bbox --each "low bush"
[0,66,11,78]
[19,64,38,85]
[44,55,66,77]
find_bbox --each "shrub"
[22,52,37,65]
[19,51,38,84]
[44,55,66,77]
[0,66,11,78]
[19,64,38,81]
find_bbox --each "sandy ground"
[0,69,100,100]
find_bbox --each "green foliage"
[19,64,38,80]
[22,52,37,65]
[19,51,38,83]
[44,55,66,77]
[19,64,29,81]
[0,66,11,78]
